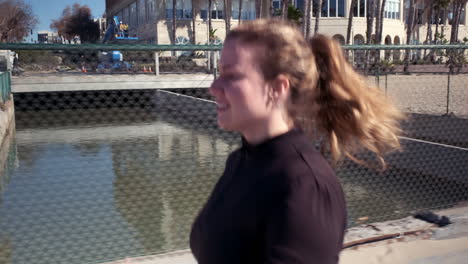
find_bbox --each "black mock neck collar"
[241,128,303,155]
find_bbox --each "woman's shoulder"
[278,134,340,192]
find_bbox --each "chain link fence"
[0,43,466,264]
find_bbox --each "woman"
[190,19,403,264]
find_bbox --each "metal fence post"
[154,52,159,76]
[385,73,388,96]
[207,51,211,72]
[6,71,11,102]
[446,72,451,115]
[213,51,218,79]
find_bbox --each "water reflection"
[111,134,230,253]
[0,95,466,264]
[0,105,239,264]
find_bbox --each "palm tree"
[314,0,324,34]
[450,0,467,43]
[374,0,386,44]
[238,0,243,25]
[224,0,231,34]
[191,1,196,44]
[172,0,177,56]
[257,0,263,18]
[432,0,451,42]
[209,0,213,40]
[268,0,275,17]
[281,0,289,19]
[304,0,313,37]
[366,0,376,44]
[404,0,416,72]
[425,0,434,44]
[406,0,416,45]
[346,0,357,44]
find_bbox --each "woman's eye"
[222,73,242,81]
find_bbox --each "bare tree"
[346,0,357,44]
[50,6,73,42]
[51,3,99,43]
[0,0,38,43]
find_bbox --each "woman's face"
[209,39,272,134]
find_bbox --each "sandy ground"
[373,74,468,118]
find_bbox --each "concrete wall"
[0,95,15,158]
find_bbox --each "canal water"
[0,91,467,264]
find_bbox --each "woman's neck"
[241,119,293,146]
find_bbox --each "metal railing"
[0,71,11,103]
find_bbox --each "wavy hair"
[226,19,404,169]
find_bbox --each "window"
[384,0,400,20]
[461,8,466,25]
[448,5,465,25]
[147,0,156,22]
[123,7,130,24]
[138,0,146,25]
[429,8,445,24]
[231,0,256,20]
[129,2,137,27]
[201,0,224,19]
[294,0,305,11]
[273,0,281,9]
[166,0,192,19]
[320,0,345,17]
[117,11,123,23]
[353,0,366,17]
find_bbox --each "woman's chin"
[217,118,234,131]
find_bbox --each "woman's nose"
[209,78,223,97]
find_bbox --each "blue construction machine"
[98,16,139,72]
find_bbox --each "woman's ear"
[271,74,290,101]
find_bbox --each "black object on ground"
[414,211,451,227]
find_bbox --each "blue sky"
[26,0,105,42]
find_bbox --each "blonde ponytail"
[306,35,405,168]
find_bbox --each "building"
[94,17,108,40]
[37,31,61,44]
[105,0,467,46]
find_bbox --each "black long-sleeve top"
[190,129,347,264]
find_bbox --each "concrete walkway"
[11,73,214,92]
[100,206,468,264]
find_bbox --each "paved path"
[11,73,214,92]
